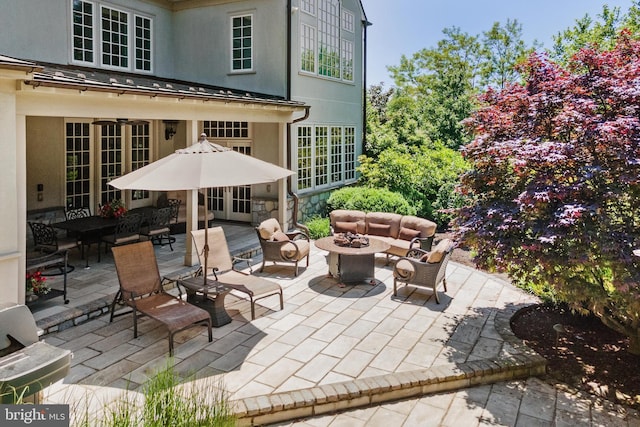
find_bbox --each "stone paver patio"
[31,225,640,426]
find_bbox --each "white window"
[300,24,315,73]
[101,6,128,69]
[341,39,353,82]
[131,124,150,201]
[341,9,354,33]
[65,121,92,208]
[301,0,316,15]
[231,14,253,71]
[296,125,357,192]
[134,15,152,72]
[72,0,94,63]
[297,126,313,190]
[70,0,153,73]
[203,121,249,138]
[299,0,355,82]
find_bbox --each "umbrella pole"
[203,190,209,287]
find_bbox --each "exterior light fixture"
[163,120,178,140]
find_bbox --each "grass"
[74,359,236,427]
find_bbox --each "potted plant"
[100,199,127,218]
[26,270,50,301]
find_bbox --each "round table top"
[315,235,390,255]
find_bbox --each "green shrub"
[304,216,331,239]
[327,186,417,216]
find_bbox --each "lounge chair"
[110,241,212,355]
[191,227,283,320]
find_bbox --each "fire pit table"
[315,235,390,286]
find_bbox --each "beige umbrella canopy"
[109,133,294,284]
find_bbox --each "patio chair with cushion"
[256,218,310,276]
[110,241,212,356]
[392,238,454,304]
[140,207,173,250]
[191,227,283,320]
[98,213,143,262]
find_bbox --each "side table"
[178,276,231,327]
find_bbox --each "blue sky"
[362,0,635,87]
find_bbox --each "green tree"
[481,19,535,88]
[551,2,640,64]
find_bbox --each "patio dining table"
[53,216,118,268]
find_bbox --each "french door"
[209,142,252,222]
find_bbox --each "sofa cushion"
[335,221,358,234]
[365,212,402,238]
[399,215,437,238]
[398,227,421,241]
[281,240,310,260]
[367,223,391,237]
[330,210,366,234]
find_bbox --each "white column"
[183,120,200,266]
[277,122,288,229]
[0,79,23,304]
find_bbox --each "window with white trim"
[299,0,356,82]
[301,0,316,15]
[341,39,353,82]
[296,125,357,192]
[72,0,94,63]
[203,121,249,138]
[341,9,354,33]
[300,24,315,73]
[231,14,253,71]
[65,122,92,208]
[131,124,150,201]
[70,0,153,72]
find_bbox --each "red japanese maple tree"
[456,31,640,354]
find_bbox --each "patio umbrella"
[108,133,294,285]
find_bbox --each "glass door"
[208,142,252,222]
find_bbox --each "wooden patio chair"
[191,227,283,320]
[392,239,454,304]
[110,241,212,356]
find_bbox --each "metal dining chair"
[98,213,143,262]
[140,207,173,250]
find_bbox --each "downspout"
[362,18,372,155]
[286,0,310,234]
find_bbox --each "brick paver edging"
[232,305,547,426]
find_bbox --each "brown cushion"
[399,227,421,241]
[259,218,282,240]
[367,223,391,237]
[335,221,358,234]
[272,231,290,242]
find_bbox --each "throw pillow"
[335,221,358,234]
[367,223,391,237]
[271,231,290,242]
[419,252,430,262]
[399,227,421,241]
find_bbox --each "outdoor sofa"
[329,209,437,258]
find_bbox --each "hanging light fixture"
[163,120,178,140]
